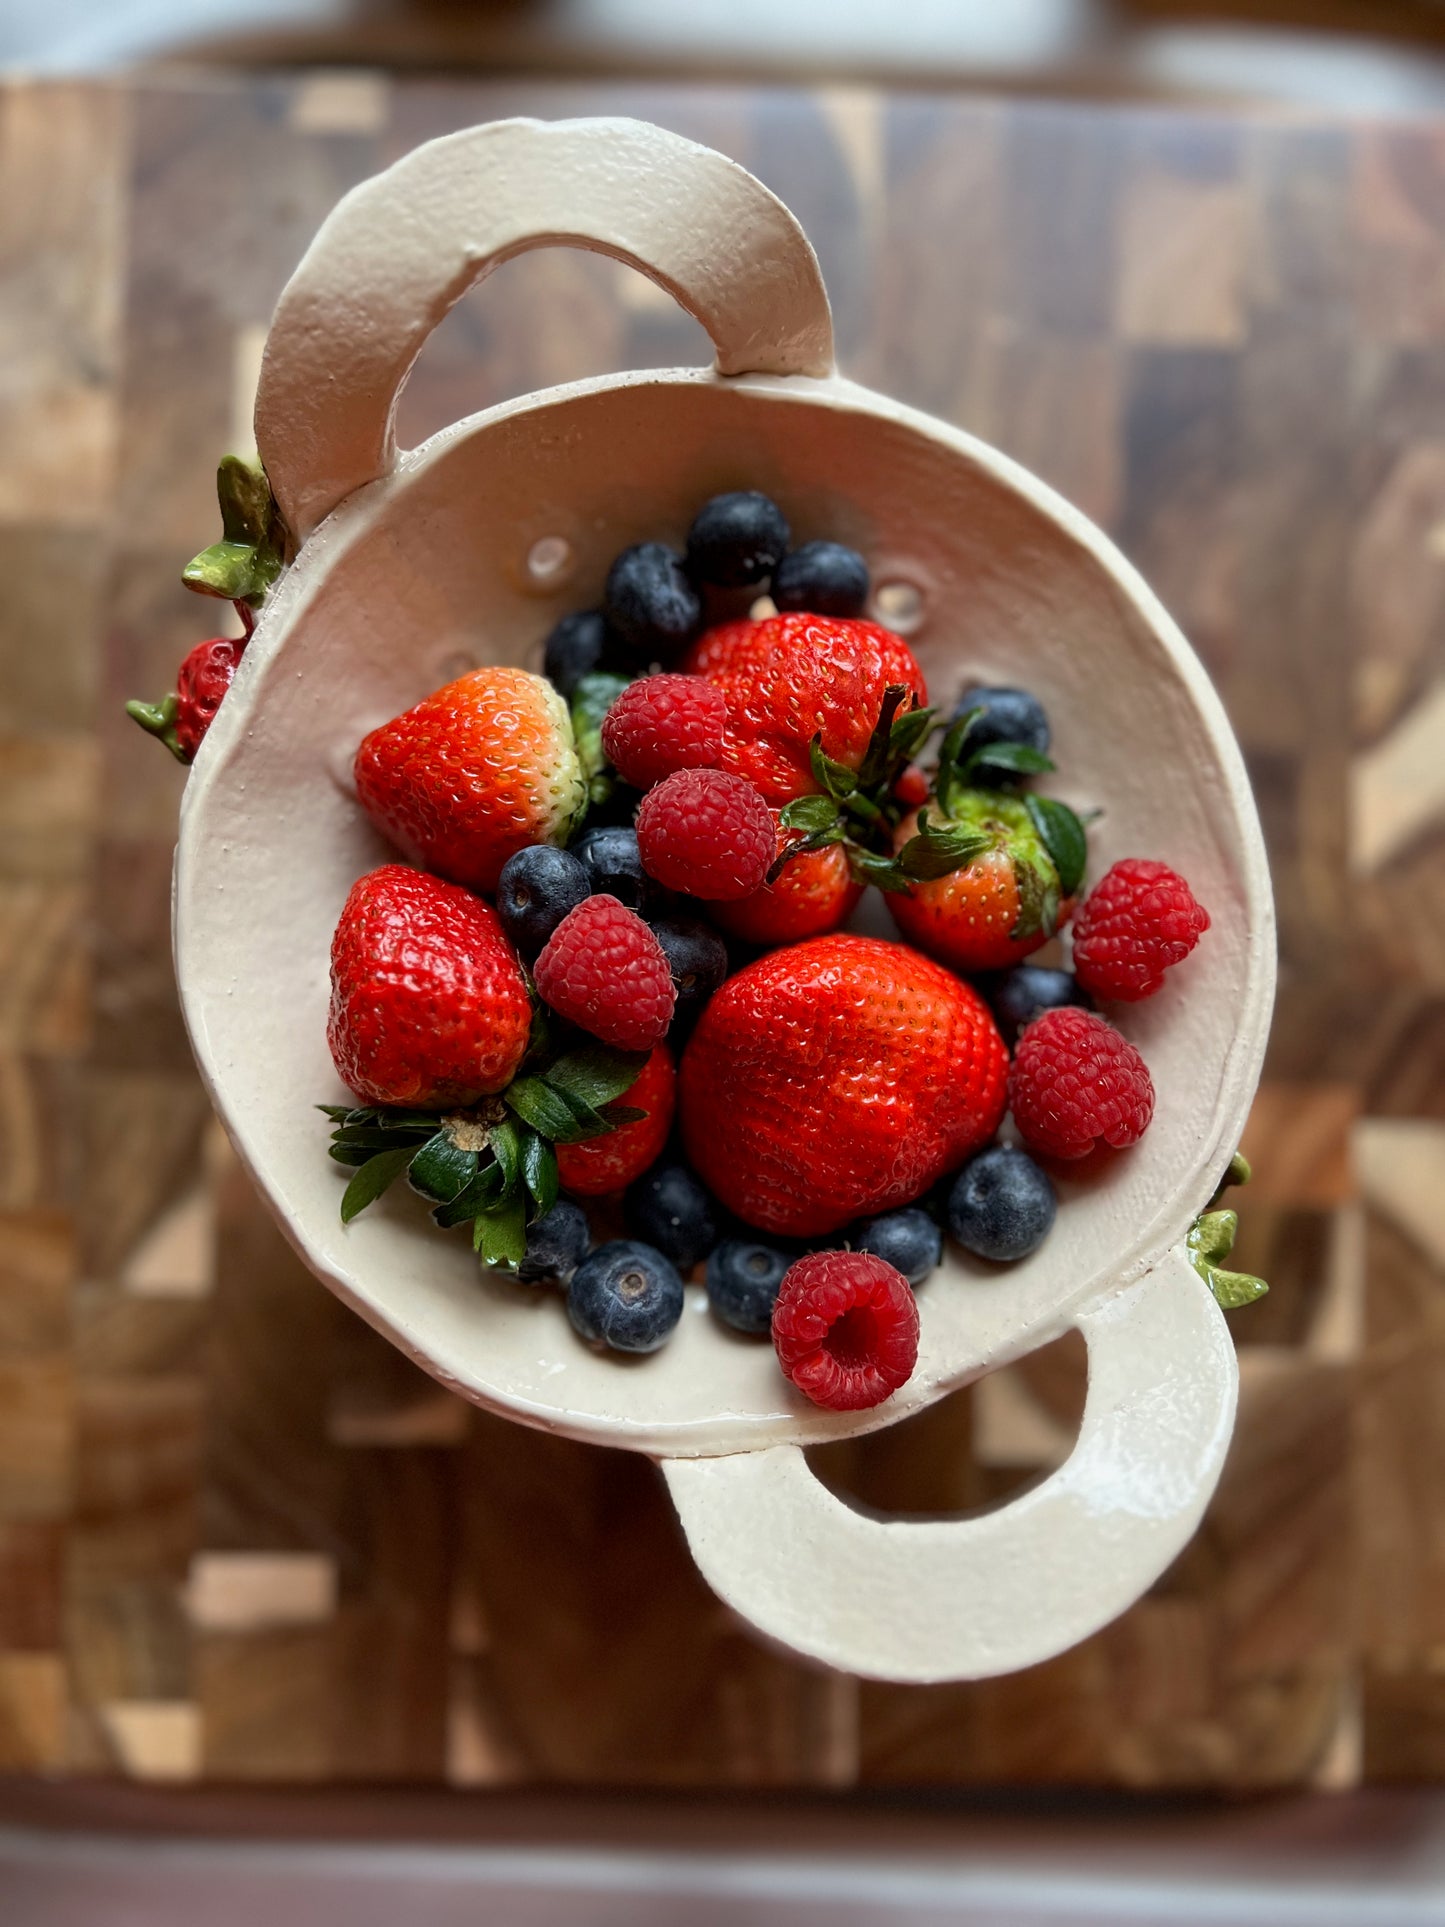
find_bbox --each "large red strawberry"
[710,811,862,945]
[682,613,927,804]
[679,934,1008,1237]
[556,1045,675,1196]
[126,635,247,764]
[328,865,532,1108]
[355,666,584,893]
[886,793,1073,973]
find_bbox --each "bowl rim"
[175,363,1276,1457]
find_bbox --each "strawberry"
[354,666,584,894]
[555,1044,675,1196]
[681,613,927,804]
[710,811,862,945]
[126,635,246,764]
[886,794,1074,972]
[679,934,1008,1237]
[327,865,533,1108]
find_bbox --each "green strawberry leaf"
[765,822,846,884]
[490,1115,523,1204]
[332,1125,435,1152]
[598,1103,647,1128]
[544,1045,648,1111]
[328,1142,378,1167]
[474,1195,528,1269]
[888,704,935,762]
[847,849,912,894]
[808,734,857,800]
[407,1132,478,1203]
[1024,795,1088,898]
[570,672,630,783]
[780,794,842,835]
[1009,850,1062,942]
[965,741,1055,781]
[504,1076,579,1141]
[317,1103,357,1122]
[432,1159,506,1228]
[340,1147,415,1224]
[522,1133,560,1217]
[125,693,186,763]
[896,823,991,881]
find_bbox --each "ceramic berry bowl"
[170,117,1274,1683]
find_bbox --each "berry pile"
[151,480,1227,1410]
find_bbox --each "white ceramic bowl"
[174,118,1274,1681]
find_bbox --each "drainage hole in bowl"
[871,578,925,636]
[525,534,575,590]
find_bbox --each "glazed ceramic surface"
[174,117,1274,1680]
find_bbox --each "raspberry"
[635,767,774,901]
[1009,1007,1154,1161]
[1071,858,1209,1003]
[600,674,726,790]
[533,895,676,1051]
[771,1250,920,1411]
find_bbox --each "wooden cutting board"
[0,69,1440,1788]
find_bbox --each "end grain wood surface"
[0,71,1441,1789]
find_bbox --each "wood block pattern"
[0,73,1440,1790]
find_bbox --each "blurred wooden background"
[0,70,1442,1790]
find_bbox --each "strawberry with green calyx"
[126,456,286,764]
[879,704,1092,971]
[321,1041,651,1268]
[126,634,246,765]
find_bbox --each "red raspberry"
[533,895,675,1051]
[600,674,726,790]
[772,1250,920,1411]
[635,767,774,901]
[1071,858,1209,1003]
[1009,1007,1154,1161]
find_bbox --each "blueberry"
[625,1163,722,1269]
[496,845,592,959]
[772,541,870,617]
[567,1240,685,1352]
[571,825,653,912]
[648,916,728,1013]
[985,965,1092,1047]
[706,1239,791,1335]
[603,543,700,660]
[853,1207,942,1287]
[954,685,1051,759]
[543,610,619,698]
[518,1199,590,1286]
[685,491,790,588]
[947,1145,1057,1263]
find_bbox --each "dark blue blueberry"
[496,845,591,959]
[706,1239,791,1336]
[685,491,790,588]
[947,1145,1057,1263]
[648,916,728,1013]
[772,541,870,617]
[603,543,700,660]
[624,1163,722,1269]
[567,1240,685,1353]
[985,965,1092,1047]
[571,825,654,912]
[953,685,1051,759]
[853,1207,942,1287]
[543,609,619,699]
[518,1199,590,1286]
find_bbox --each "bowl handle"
[255,116,836,543]
[661,1244,1237,1682]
